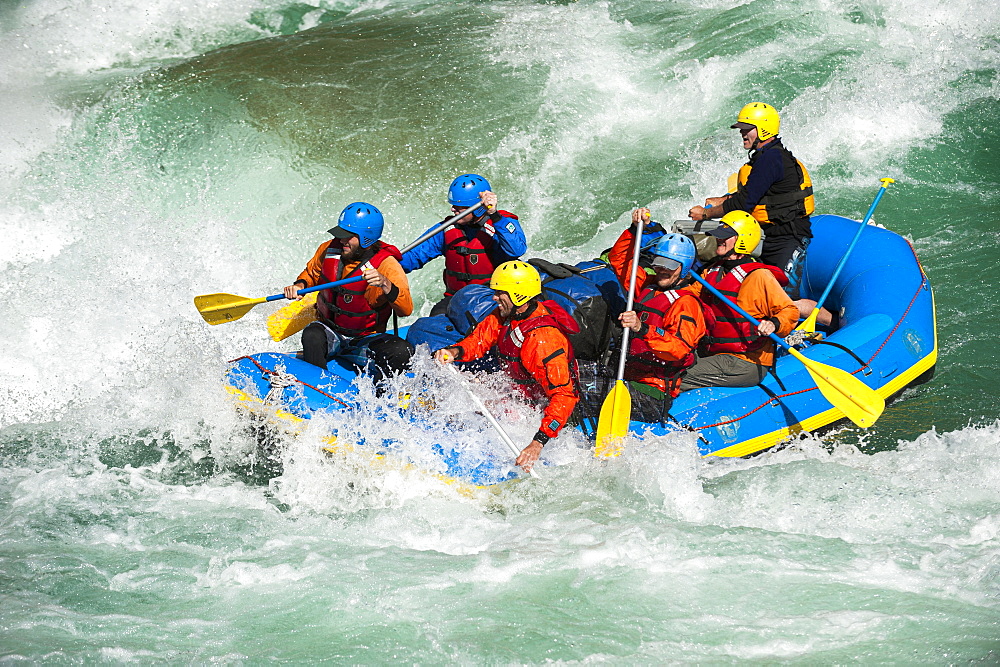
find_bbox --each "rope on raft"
[691,253,928,433]
[228,355,352,409]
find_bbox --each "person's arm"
[487,212,528,259]
[513,327,578,471]
[398,224,446,273]
[443,312,502,363]
[608,226,635,285]
[523,328,579,440]
[689,200,727,222]
[738,270,798,337]
[362,256,413,317]
[609,209,660,296]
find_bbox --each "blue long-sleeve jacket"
[400,212,528,273]
[723,142,785,213]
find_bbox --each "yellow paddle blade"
[796,307,819,333]
[268,292,317,342]
[595,380,631,458]
[194,293,266,325]
[788,347,885,428]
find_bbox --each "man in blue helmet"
[282,202,414,382]
[602,209,707,419]
[401,174,527,316]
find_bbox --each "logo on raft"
[902,329,924,359]
[716,417,740,443]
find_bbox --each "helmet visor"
[707,224,739,241]
[731,121,756,131]
[651,256,681,271]
[327,225,356,239]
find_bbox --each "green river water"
[1,0,998,661]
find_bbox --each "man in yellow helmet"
[688,102,814,301]
[679,211,799,391]
[434,261,580,472]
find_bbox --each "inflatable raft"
[224,214,936,489]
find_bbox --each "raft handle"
[810,340,873,376]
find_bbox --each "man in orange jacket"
[434,261,579,472]
[605,208,706,421]
[282,202,414,382]
[679,210,799,391]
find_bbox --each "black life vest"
[736,139,815,230]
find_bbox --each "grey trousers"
[678,354,768,392]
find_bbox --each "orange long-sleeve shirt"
[687,267,798,367]
[609,225,655,298]
[454,302,579,440]
[609,226,707,394]
[295,240,413,320]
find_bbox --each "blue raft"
[224,214,937,489]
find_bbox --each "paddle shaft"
[811,178,894,313]
[594,220,646,457]
[447,365,539,479]
[277,203,485,302]
[615,223,646,380]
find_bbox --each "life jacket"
[495,300,580,399]
[736,139,815,227]
[316,241,403,337]
[701,258,788,355]
[442,211,518,296]
[627,288,699,395]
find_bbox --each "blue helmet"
[329,202,384,248]
[447,173,491,216]
[648,233,696,277]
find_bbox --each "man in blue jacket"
[401,174,527,316]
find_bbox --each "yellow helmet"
[719,210,762,255]
[490,260,542,307]
[731,102,780,141]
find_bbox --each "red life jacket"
[316,241,404,337]
[701,259,788,355]
[495,300,580,399]
[627,288,698,390]
[442,211,518,296]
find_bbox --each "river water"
[2,0,998,661]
